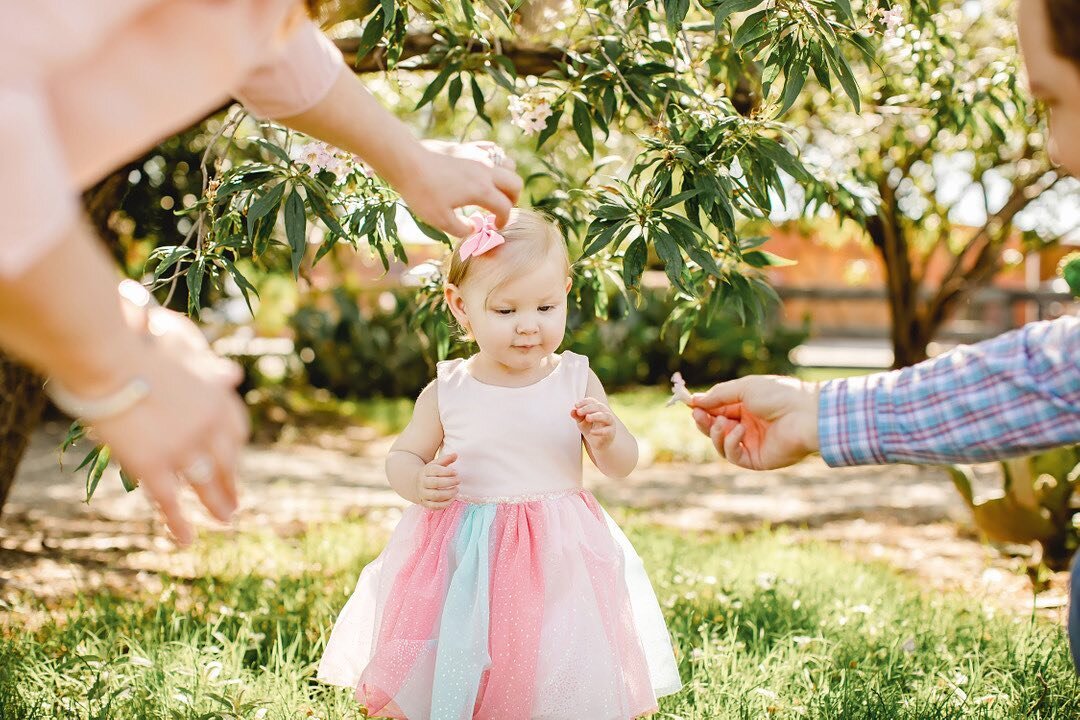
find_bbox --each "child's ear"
[564,276,572,293]
[444,283,470,329]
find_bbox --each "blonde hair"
[444,208,571,295]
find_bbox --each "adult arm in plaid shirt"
[689,316,1079,470]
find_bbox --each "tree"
[0,0,896,510]
[799,0,1069,367]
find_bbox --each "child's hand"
[571,398,617,450]
[415,452,460,510]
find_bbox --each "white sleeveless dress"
[318,351,681,720]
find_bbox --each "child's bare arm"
[386,382,460,508]
[571,370,639,479]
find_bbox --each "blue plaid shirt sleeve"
[817,315,1080,467]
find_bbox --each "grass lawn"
[2,515,1076,719]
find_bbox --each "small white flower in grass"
[953,686,968,704]
[981,568,1005,586]
[753,688,779,700]
[204,660,223,681]
[952,671,968,686]
[901,637,917,654]
[174,692,192,706]
[756,572,777,590]
[851,604,873,615]
[129,655,153,668]
[254,709,269,720]
[791,599,802,610]
[792,636,814,647]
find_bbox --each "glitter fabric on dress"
[318,352,682,720]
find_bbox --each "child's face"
[447,252,571,372]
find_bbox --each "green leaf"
[653,231,694,296]
[823,46,861,112]
[448,74,463,109]
[1063,254,1080,297]
[60,421,87,460]
[415,64,455,110]
[150,245,194,282]
[664,0,691,33]
[778,57,808,116]
[186,257,206,318]
[470,75,492,126]
[301,179,348,238]
[654,188,702,210]
[572,101,594,157]
[354,9,386,62]
[85,445,110,503]
[582,220,625,258]
[744,249,796,267]
[536,105,564,149]
[119,469,139,493]
[754,138,812,182]
[220,258,259,316]
[252,139,292,165]
[833,0,852,21]
[622,236,647,288]
[381,0,395,30]
[711,0,763,30]
[733,9,768,50]
[246,182,285,239]
[284,188,307,278]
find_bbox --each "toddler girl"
[318,209,681,719]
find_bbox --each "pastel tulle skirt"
[317,489,682,720]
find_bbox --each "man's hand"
[690,375,821,470]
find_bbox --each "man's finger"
[692,408,715,436]
[709,418,728,460]
[723,423,748,468]
[691,379,747,410]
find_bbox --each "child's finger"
[585,411,612,424]
[426,465,458,478]
[425,488,459,502]
[434,453,458,467]
[426,476,461,490]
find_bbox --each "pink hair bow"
[458,214,506,260]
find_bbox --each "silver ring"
[487,146,507,168]
[180,455,214,486]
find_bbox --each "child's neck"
[468,351,560,388]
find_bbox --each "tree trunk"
[0,353,46,518]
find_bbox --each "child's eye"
[495,309,514,315]
[538,305,554,312]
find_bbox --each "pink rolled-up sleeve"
[0,85,79,278]
[233,19,346,119]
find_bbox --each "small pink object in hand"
[458,213,506,260]
[666,372,692,407]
